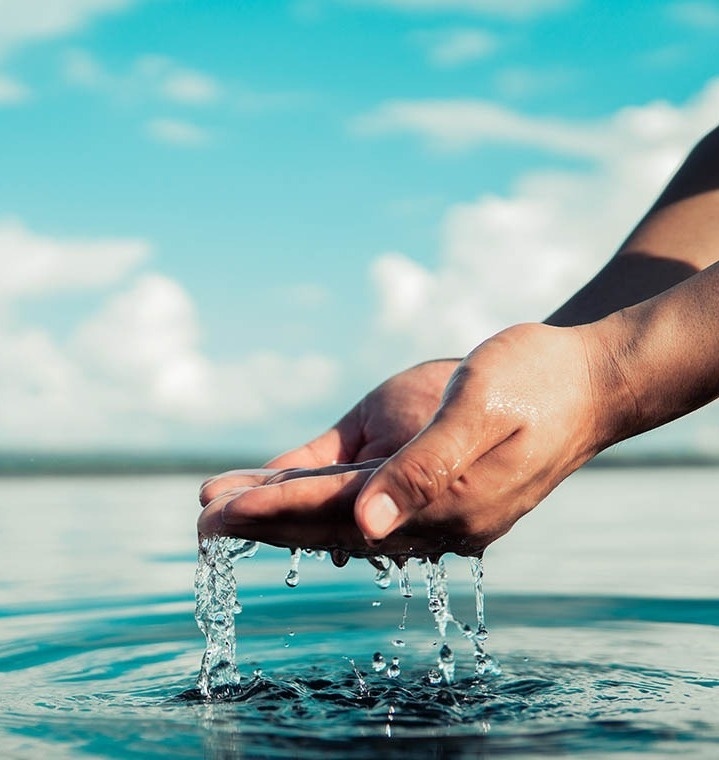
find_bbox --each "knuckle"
[389,449,453,508]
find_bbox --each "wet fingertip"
[358,492,400,540]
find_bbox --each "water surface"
[1,470,717,758]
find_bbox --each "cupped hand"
[198,323,616,557]
[264,359,459,468]
[199,359,458,508]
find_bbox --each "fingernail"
[363,492,400,538]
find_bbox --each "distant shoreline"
[0,451,718,476]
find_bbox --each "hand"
[199,359,458,507]
[198,323,614,557]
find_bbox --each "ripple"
[1,593,718,759]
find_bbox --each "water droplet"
[330,548,350,567]
[374,566,392,589]
[372,652,386,672]
[226,539,259,562]
[427,669,442,685]
[285,548,301,588]
[398,563,412,598]
[439,643,454,663]
[438,643,455,684]
[315,550,327,562]
[285,570,299,588]
[387,657,401,678]
[391,639,405,648]
[398,601,408,631]
[371,600,381,607]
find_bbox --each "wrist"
[574,312,644,452]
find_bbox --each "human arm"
[198,262,719,555]
[201,125,719,505]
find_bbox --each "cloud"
[145,118,212,147]
[668,1,719,29]
[0,0,132,59]
[161,69,222,105]
[63,50,223,106]
[365,78,719,369]
[0,217,148,299]
[345,0,573,20]
[0,72,30,103]
[71,275,340,430]
[351,83,719,161]
[0,220,339,449]
[352,97,606,156]
[413,27,497,67]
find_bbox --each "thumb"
[354,368,514,540]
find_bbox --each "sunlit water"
[1,469,718,758]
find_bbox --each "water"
[1,470,719,758]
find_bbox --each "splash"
[194,536,257,698]
[194,542,499,697]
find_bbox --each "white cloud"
[668,1,719,28]
[0,220,339,449]
[0,72,30,103]
[161,69,222,105]
[345,0,573,19]
[352,98,609,156]
[0,217,148,299]
[351,85,719,162]
[365,78,719,369]
[414,27,497,67]
[63,50,223,106]
[145,118,212,147]
[72,274,340,428]
[0,0,132,59]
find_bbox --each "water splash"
[194,536,256,698]
[195,541,499,697]
[371,555,392,589]
[468,555,497,676]
[423,558,450,638]
[438,643,455,683]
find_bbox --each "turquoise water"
[1,470,718,758]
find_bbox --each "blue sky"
[1,0,719,457]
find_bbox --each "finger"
[264,459,385,484]
[197,469,374,550]
[264,407,364,469]
[354,362,519,540]
[199,468,280,507]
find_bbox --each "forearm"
[547,125,719,327]
[585,261,719,449]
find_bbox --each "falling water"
[194,536,257,698]
[194,544,499,697]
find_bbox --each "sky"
[1,0,719,458]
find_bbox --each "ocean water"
[1,468,717,759]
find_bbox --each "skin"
[199,125,719,558]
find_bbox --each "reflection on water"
[1,471,718,758]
